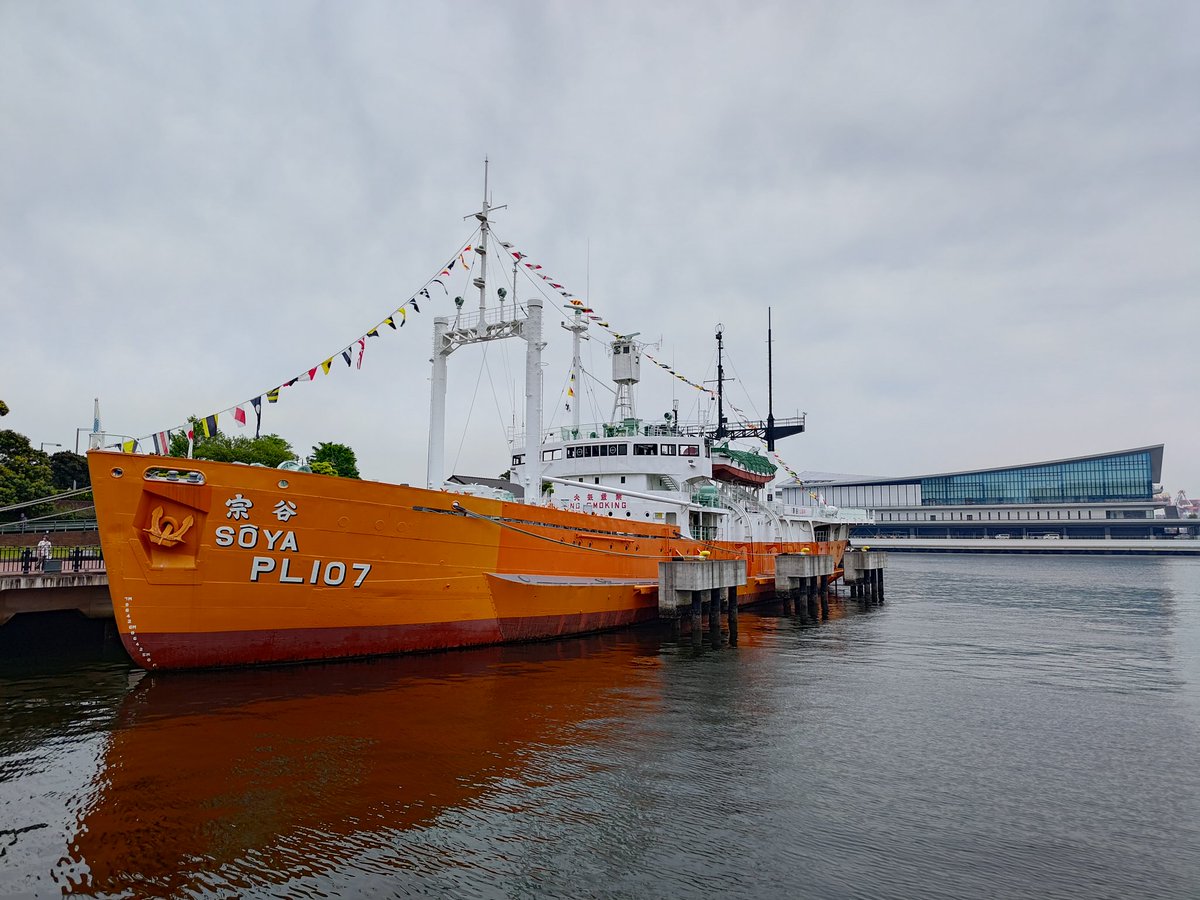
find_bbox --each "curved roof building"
[779,445,1197,544]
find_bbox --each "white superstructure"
[507,337,871,544]
[427,170,871,547]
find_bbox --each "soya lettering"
[214,525,299,552]
[213,497,371,588]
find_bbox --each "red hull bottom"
[122,608,662,670]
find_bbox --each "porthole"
[278,479,290,489]
[111,467,124,478]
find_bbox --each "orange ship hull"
[88,451,845,669]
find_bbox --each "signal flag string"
[112,232,481,455]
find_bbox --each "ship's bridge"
[509,419,714,496]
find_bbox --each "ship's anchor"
[144,505,194,547]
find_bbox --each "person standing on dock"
[36,533,52,572]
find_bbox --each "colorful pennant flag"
[233,406,247,427]
[201,414,218,438]
[267,388,280,403]
[321,359,333,375]
[152,431,170,454]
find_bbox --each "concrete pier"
[659,558,747,645]
[776,554,834,621]
[843,550,888,604]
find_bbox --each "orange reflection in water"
[64,633,664,897]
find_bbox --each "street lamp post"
[40,442,62,453]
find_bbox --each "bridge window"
[634,444,658,455]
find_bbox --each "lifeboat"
[709,444,777,487]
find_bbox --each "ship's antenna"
[475,157,490,322]
[766,307,776,451]
[715,323,727,440]
[563,305,587,437]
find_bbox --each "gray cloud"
[2,1,1197,492]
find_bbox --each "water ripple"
[2,557,1200,897]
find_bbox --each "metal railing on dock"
[0,545,105,575]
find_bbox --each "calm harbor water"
[3,554,1200,899]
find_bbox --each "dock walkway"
[1,571,112,625]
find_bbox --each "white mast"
[560,305,588,437]
[425,161,544,502]
[427,317,449,487]
[524,296,544,502]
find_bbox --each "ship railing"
[825,507,873,522]
[447,305,529,331]
[720,482,765,512]
[774,505,872,522]
[509,421,665,445]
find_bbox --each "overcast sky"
[3,1,1197,494]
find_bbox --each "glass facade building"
[920,449,1154,506]
[781,446,1191,541]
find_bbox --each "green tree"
[168,418,298,467]
[50,451,90,490]
[309,460,337,476]
[0,400,9,416]
[310,442,360,479]
[0,430,55,519]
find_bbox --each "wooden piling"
[727,585,738,645]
